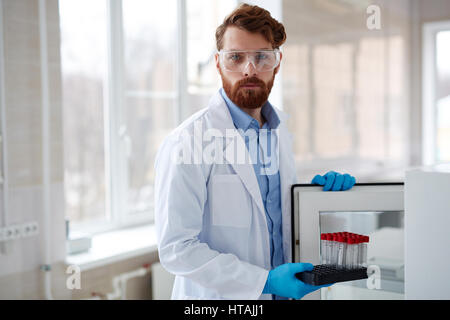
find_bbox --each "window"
[60,0,109,232]
[60,0,178,235]
[423,21,450,165]
[121,0,178,221]
[60,0,236,235]
[185,0,237,117]
[186,0,236,95]
[282,0,410,182]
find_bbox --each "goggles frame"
[218,49,281,73]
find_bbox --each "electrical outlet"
[22,222,39,237]
[30,221,39,236]
[0,221,40,242]
[21,223,32,237]
[13,225,22,239]
[3,226,16,241]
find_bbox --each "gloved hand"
[262,263,330,299]
[311,171,356,191]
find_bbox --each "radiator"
[151,262,175,300]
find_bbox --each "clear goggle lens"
[219,49,280,73]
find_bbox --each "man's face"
[215,26,282,109]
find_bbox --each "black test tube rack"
[295,264,368,286]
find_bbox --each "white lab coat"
[154,91,298,300]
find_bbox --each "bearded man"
[154,3,356,300]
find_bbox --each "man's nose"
[242,59,258,77]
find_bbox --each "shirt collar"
[220,88,280,131]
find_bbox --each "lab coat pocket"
[211,174,252,228]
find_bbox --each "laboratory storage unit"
[292,183,404,300]
[291,166,450,300]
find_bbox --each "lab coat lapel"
[275,117,295,264]
[208,92,266,216]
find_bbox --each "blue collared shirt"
[220,88,284,271]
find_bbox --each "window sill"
[65,224,158,272]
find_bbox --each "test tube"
[354,234,360,268]
[354,234,362,268]
[336,235,347,269]
[320,234,326,264]
[331,233,338,267]
[345,236,356,269]
[356,234,363,268]
[360,236,369,267]
[326,233,333,266]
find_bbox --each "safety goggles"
[218,49,281,73]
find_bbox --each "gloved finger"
[342,173,352,190]
[351,176,356,187]
[323,171,336,191]
[311,174,326,185]
[290,262,314,274]
[331,173,344,191]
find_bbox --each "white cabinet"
[405,168,450,299]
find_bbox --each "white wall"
[0,0,66,298]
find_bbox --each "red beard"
[220,72,275,109]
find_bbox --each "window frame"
[0,0,8,227]
[68,0,185,236]
[422,20,450,166]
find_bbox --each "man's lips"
[240,83,261,88]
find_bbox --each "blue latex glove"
[262,263,330,299]
[311,171,356,191]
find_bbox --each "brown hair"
[215,3,286,51]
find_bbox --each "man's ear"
[274,51,282,75]
[214,53,220,72]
